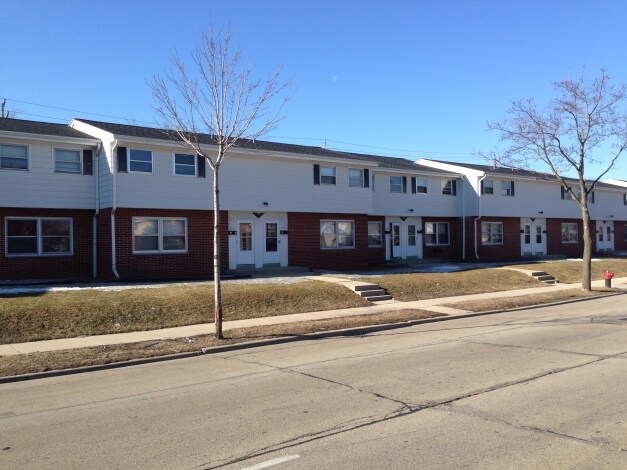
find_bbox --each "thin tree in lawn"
[488,71,627,290]
[151,27,291,338]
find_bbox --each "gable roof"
[74,118,451,174]
[0,118,96,140]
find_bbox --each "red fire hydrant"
[604,270,614,288]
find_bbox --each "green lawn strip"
[503,259,627,284]
[0,309,442,377]
[0,280,369,344]
[443,289,611,312]
[362,269,544,302]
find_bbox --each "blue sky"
[3,0,627,178]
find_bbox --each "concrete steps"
[353,284,393,302]
[531,271,558,285]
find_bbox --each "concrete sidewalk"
[1,277,626,357]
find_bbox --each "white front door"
[391,223,401,258]
[237,221,255,265]
[406,224,418,257]
[263,222,280,265]
[521,219,546,256]
[597,221,614,251]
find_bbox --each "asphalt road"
[1,295,626,469]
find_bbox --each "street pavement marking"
[241,454,300,469]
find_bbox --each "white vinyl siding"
[5,217,72,256]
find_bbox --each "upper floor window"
[6,217,72,256]
[501,180,515,196]
[425,222,449,245]
[415,178,427,194]
[349,168,370,188]
[320,220,354,249]
[481,222,503,245]
[390,176,403,193]
[368,221,382,247]
[133,217,187,253]
[561,223,578,244]
[320,166,336,185]
[481,179,494,194]
[624,194,627,206]
[129,149,153,173]
[441,179,457,196]
[0,143,28,170]
[174,153,197,176]
[54,148,93,175]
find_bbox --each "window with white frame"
[133,217,187,253]
[368,221,382,247]
[0,143,28,170]
[415,178,427,194]
[6,217,72,256]
[54,148,93,175]
[349,168,364,188]
[174,153,197,176]
[319,166,336,185]
[320,220,354,249]
[390,176,403,193]
[501,180,514,196]
[481,222,503,245]
[129,149,153,173]
[561,223,578,244]
[441,179,456,196]
[425,222,449,245]
[482,179,494,194]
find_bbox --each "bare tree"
[151,26,291,338]
[488,71,627,290]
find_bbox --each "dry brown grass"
[444,289,613,312]
[363,268,543,301]
[505,259,627,284]
[0,281,369,344]
[0,309,443,377]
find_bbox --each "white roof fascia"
[0,130,99,146]
[70,119,116,143]
[605,178,627,188]
[417,158,485,179]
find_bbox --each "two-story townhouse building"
[0,119,99,280]
[418,159,627,259]
[4,117,625,283]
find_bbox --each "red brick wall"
[111,208,228,280]
[288,212,371,269]
[422,217,462,260]
[475,217,521,260]
[614,221,627,251]
[547,218,584,257]
[0,207,94,281]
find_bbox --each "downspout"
[460,175,465,260]
[474,174,487,260]
[92,142,102,278]
[110,139,120,279]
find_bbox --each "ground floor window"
[481,222,503,245]
[561,223,578,244]
[425,222,449,245]
[368,222,382,247]
[624,224,627,242]
[320,220,354,249]
[133,217,187,253]
[6,217,72,256]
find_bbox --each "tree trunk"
[581,206,592,291]
[213,166,223,339]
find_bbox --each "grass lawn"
[363,269,544,302]
[504,258,627,284]
[0,280,369,344]
[0,309,444,377]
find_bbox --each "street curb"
[1,291,623,384]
